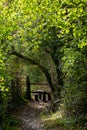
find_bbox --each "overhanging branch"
[9,49,55,92]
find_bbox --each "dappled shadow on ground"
[13,100,49,130]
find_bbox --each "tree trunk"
[51,55,63,99]
[26,76,31,100]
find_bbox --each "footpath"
[13,100,48,130]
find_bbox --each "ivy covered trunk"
[11,77,22,103]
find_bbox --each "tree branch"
[9,49,55,93]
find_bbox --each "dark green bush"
[62,48,87,127]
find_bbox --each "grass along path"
[12,100,86,130]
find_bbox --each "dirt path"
[13,101,48,130]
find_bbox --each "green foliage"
[61,47,87,126]
[28,66,45,82]
[0,0,87,129]
[64,116,87,129]
[42,111,86,130]
[0,50,10,127]
[2,116,21,130]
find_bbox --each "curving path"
[13,101,48,130]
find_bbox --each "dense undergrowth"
[0,94,27,130]
[42,110,87,130]
[2,116,21,130]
